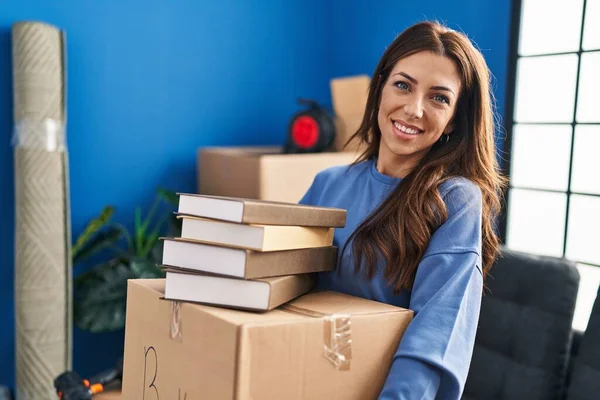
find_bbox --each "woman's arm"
[379,251,483,399]
[379,180,484,400]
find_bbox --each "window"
[501,0,600,331]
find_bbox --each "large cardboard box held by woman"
[121,279,413,400]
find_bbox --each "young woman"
[299,21,506,399]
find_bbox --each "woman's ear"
[444,122,454,135]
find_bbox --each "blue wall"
[0,0,511,389]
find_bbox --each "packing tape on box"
[280,304,352,371]
[323,314,352,371]
[164,298,351,369]
[170,300,183,342]
[12,118,67,151]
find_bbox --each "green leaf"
[73,256,166,333]
[150,239,164,264]
[72,206,115,261]
[72,187,180,333]
[130,258,164,279]
[134,207,143,254]
[157,188,179,207]
[139,212,169,258]
[72,225,125,266]
[73,261,134,332]
[168,214,182,237]
[110,222,134,251]
[140,197,160,237]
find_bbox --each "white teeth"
[394,121,420,135]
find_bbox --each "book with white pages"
[160,237,337,279]
[177,215,335,251]
[163,269,316,312]
[176,192,347,227]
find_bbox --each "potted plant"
[72,188,180,333]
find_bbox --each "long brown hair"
[343,21,507,293]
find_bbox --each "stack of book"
[160,193,347,312]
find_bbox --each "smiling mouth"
[392,120,424,135]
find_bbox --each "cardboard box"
[197,146,358,203]
[330,75,371,152]
[122,279,413,400]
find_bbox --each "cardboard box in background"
[330,75,371,153]
[197,146,358,204]
[121,279,413,400]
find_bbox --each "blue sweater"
[299,159,483,400]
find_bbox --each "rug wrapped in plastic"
[12,21,72,400]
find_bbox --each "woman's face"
[377,50,461,172]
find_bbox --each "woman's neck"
[376,151,419,179]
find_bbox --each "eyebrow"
[394,72,456,96]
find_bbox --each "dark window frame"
[499,0,599,269]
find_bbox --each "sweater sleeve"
[379,181,484,400]
[298,172,323,206]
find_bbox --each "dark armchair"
[463,248,580,400]
[565,286,600,400]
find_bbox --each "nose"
[404,96,424,119]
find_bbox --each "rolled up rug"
[11,21,72,400]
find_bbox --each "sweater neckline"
[369,158,403,186]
